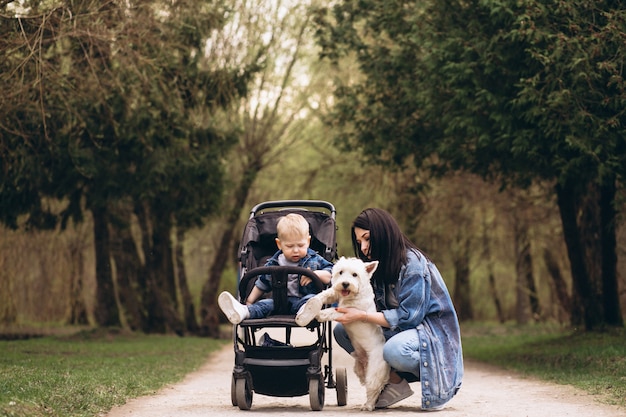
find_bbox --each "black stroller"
[229,200,347,411]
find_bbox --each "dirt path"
[105,327,626,417]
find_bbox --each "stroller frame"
[229,200,347,411]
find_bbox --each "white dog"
[296,257,390,411]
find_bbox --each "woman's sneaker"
[375,379,414,409]
[423,404,445,412]
[218,292,249,324]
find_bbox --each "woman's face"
[353,227,371,259]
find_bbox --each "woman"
[334,208,463,410]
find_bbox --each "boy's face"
[276,234,310,263]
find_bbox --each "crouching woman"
[333,208,463,411]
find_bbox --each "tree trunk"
[555,181,603,330]
[134,201,184,335]
[199,226,236,337]
[148,209,184,335]
[176,227,199,333]
[452,239,473,321]
[513,219,531,324]
[525,256,541,321]
[599,177,623,326]
[0,257,17,325]
[92,205,121,327]
[109,208,146,331]
[488,272,505,323]
[482,216,504,323]
[543,247,572,323]
[66,237,89,325]
[152,213,178,310]
[134,201,164,333]
[199,163,261,337]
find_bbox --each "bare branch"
[0,0,16,9]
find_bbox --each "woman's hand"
[333,307,365,324]
[334,307,390,328]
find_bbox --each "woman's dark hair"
[351,208,422,285]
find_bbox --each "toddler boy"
[218,213,333,324]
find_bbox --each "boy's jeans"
[248,294,315,319]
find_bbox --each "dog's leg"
[316,307,342,322]
[362,347,390,411]
[351,347,368,385]
[295,289,336,326]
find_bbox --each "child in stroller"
[226,200,347,411]
[218,212,333,323]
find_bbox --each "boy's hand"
[300,267,313,286]
[300,275,312,286]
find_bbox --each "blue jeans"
[248,294,315,319]
[333,323,420,382]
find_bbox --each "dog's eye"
[338,270,344,275]
[352,273,357,277]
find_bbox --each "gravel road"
[105,326,626,417]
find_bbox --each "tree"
[0,0,256,332]
[313,0,625,330]
[197,0,333,337]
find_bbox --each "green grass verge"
[461,322,626,408]
[0,329,228,417]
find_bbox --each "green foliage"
[0,0,253,230]
[0,0,266,332]
[0,331,227,417]
[314,0,626,186]
[313,0,626,329]
[462,323,626,406]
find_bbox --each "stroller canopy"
[238,201,337,273]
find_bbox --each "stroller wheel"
[309,377,325,411]
[230,375,237,406]
[335,367,348,406]
[235,378,253,410]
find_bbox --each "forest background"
[1,0,625,338]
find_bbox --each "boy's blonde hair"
[276,213,310,240]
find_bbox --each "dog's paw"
[317,308,340,322]
[360,403,375,411]
[296,297,323,326]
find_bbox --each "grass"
[461,322,626,408]
[0,328,228,417]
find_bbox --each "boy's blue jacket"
[254,248,333,296]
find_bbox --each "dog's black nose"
[342,282,349,289]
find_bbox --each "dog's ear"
[364,260,379,276]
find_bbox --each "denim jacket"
[254,248,334,296]
[376,249,464,410]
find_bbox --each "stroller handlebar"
[239,265,328,302]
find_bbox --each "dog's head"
[330,256,379,299]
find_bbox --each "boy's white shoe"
[218,292,249,324]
